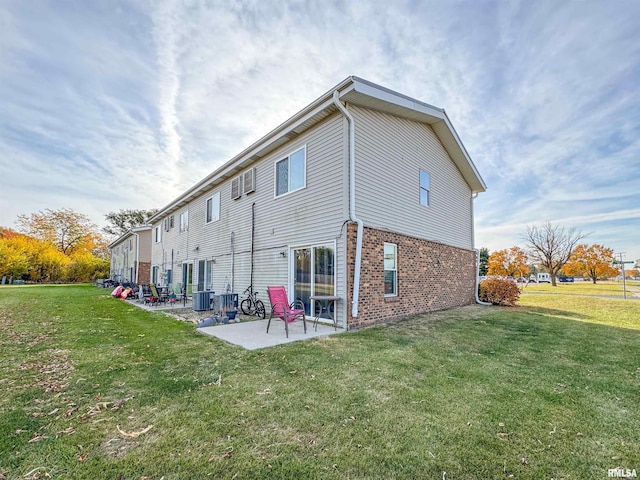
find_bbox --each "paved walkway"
[197,319,342,350]
[626,285,640,299]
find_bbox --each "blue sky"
[1,0,639,263]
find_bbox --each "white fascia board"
[108,231,133,249]
[440,113,487,192]
[349,76,445,119]
[108,226,152,249]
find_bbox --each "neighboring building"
[147,76,486,329]
[108,226,152,284]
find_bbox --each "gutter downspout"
[333,90,364,319]
[471,193,491,306]
[230,232,235,293]
[132,232,140,284]
[250,203,255,288]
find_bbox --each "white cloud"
[0,0,638,260]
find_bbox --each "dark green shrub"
[479,278,520,306]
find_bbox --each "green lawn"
[521,281,627,296]
[1,285,638,479]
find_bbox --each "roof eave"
[148,76,486,223]
[108,226,152,249]
[148,77,357,223]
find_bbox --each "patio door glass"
[292,244,335,316]
[293,248,311,315]
[314,246,335,319]
[197,260,205,291]
[182,263,193,295]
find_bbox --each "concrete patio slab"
[196,319,342,350]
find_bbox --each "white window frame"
[180,211,189,233]
[274,145,307,198]
[206,192,221,224]
[384,243,398,297]
[154,226,162,243]
[420,170,430,206]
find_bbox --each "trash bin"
[217,293,238,313]
[193,291,212,311]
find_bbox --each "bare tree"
[524,221,586,286]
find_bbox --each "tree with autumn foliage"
[0,228,69,282]
[2,209,110,283]
[563,244,618,283]
[17,208,98,255]
[487,246,530,278]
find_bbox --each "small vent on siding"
[231,176,242,200]
[243,168,256,194]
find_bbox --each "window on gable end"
[420,170,430,206]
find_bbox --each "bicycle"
[240,286,266,319]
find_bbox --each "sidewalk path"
[626,285,640,299]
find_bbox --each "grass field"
[1,285,638,479]
[521,280,628,296]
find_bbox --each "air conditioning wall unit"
[231,176,242,200]
[243,167,256,194]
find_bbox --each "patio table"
[309,295,341,331]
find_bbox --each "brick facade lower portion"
[346,224,476,329]
[137,262,151,284]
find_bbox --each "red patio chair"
[266,286,306,338]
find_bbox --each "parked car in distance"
[558,276,574,283]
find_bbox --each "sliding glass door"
[291,244,335,316]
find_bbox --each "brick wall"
[346,224,476,329]
[137,262,151,284]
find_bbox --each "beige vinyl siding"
[350,105,473,250]
[137,230,152,263]
[150,112,347,321]
[109,234,135,281]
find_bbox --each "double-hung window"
[420,170,430,206]
[180,211,189,233]
[384,243,398,297]
[275,146,306,197]
[206,192,220,223]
